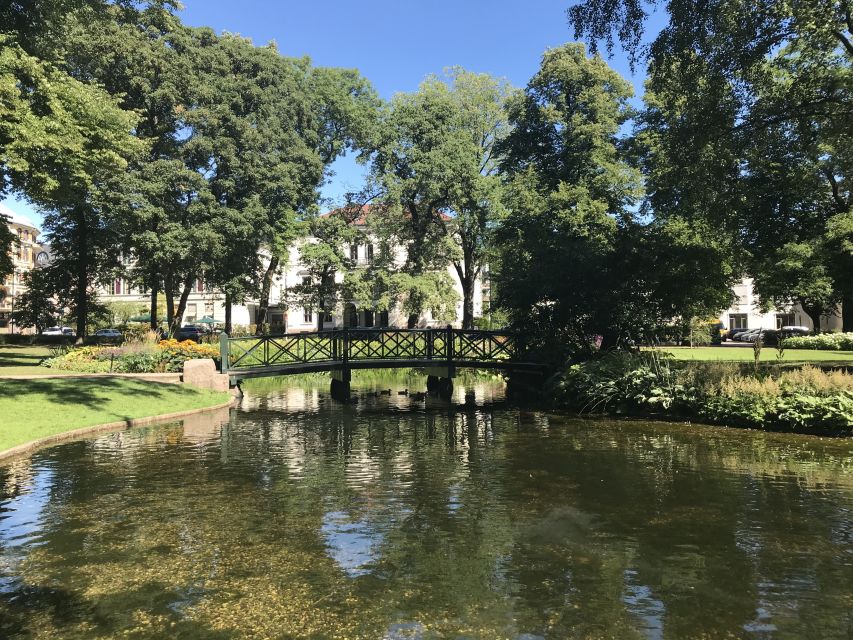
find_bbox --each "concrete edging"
[0,396,237,463]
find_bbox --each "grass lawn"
[0,378,229,453]
[0,344,73,375]
[653,346,853,364]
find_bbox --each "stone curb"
[0,396,237,463]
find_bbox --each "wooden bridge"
[219,327,542,394]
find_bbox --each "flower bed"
[42,339,219,373]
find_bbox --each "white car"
[43,326,73,336]
[93,328,123,339]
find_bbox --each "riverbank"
[0,377,231,454]
[548,353,853,436]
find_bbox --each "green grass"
[0,378,229,453]
[0,344,74,375]
[653,346,853,363]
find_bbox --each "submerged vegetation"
[548,353,853,435]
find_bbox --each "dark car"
[725,327,748,341]
[175,325,207,342]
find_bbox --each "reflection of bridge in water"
[220,327,544,398]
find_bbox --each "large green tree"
[495,44,643,360]
[367,67,510,328]
[569,0,853,329]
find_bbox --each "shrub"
[550,353,853,434]
[783,332,853,351]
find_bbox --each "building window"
[363,309,374,328]
[729,313,748,330]
[776,313,795,329]
[350,244,358,261]
[112,278,123,295]
[303,308,312,324]
[322,310,333,322]
[366,244,374,264]
[194,279,204,293]
[378,310,389,328]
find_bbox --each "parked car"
[731,328,755,341]
[724,328,748,341]
[92,328,123,342]
[780,325,810,337]
[175,325,207,342]
[737,328,781,345]
[42,326,74,336]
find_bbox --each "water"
[1,376,851,639]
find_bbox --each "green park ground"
[655,346,853,364]
[0,344,229,454]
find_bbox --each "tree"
[10,268,59,334]
[253,65,380,333]
[0,37,141,341]
[367,68,512,328]
[367,68,511,328]
[569,0,853,328]
[290,211,362,330]
[494,44,643,360]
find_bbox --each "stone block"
[183,358,221,390]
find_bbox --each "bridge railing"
[220,327,517,373]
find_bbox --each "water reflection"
[0,375,851,639]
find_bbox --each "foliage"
[569,0,853,329]
[494,44,648,361]
[549,352,853,433]
[785,332,853,351]
[9,268,59,333]
[367,67,513,328]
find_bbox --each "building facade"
[0,204,50,334]
[717,277,842,333]
[100,208,486,333]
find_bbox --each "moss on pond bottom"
[1,386,851,639]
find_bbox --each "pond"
[1,375,851,639]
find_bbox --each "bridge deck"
[219,328,543,382]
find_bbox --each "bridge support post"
[425,366,454,399]
[330,368,351,402]
[219,332,230,374]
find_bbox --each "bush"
[783,332,853,351]
[549,353,853,434]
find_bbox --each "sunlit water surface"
[1,376,851,639]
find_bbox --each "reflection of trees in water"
[0,403,850,638]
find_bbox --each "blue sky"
[5,0,659,225]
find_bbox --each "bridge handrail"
[220,327,519,373]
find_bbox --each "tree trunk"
[74,208,88,344]
[803,305,823,332]
[255,255,279,334]
[843,293,853,332]
[224,292,233,335]
[164,270,175,334]
[453,261,477,330]
[317,300,324,332]
[169,274,193,337]
[149,270,159,332]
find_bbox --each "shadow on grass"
[1,377,204,413]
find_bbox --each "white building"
[717,277,842,333]
[0,204,50,334]
[101,206,485,332]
